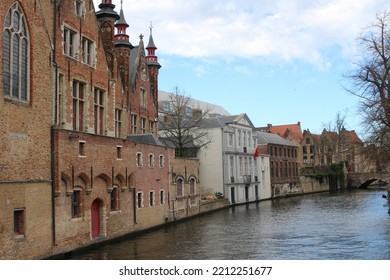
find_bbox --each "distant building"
[199,114,271,204]
[158,90,231,118]
[257,132,300,198]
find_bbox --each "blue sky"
[103,0,390,137]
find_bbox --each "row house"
[199,114,271,204]
[1,0,170,259]
[257,132,300,197]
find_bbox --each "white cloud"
[106,0,390,69]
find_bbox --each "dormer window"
[75,0,85,17]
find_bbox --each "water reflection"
[67,189,390,260]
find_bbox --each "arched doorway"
[91,199,102,238]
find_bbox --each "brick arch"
[114,173,125,187]
[94,173,111,189]
[128,172,136,187]
[187,174,198,183]
[75,172,90,189]
[60,172,71,193]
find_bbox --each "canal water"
[67,189,390,260]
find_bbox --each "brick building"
[257,131,300,198]
[1,0,170,259]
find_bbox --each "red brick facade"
[1,0,169,259]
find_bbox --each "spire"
[96,0,120,20]
[114,1,133,49]
[146,22,161,68]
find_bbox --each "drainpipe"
[51,1,58,247]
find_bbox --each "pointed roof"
[115,6,128,27]
[96,0,120,20]
[201,113,254,129]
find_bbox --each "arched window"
[189,178,196,196]
[176,177,183,197]
[3,2,29,101]
[110,185,119,211]
[71,188,82,218]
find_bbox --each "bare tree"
[158,86,212,158]
[345,12,390,149]
[344,12,390,171]
[321,111,348,163]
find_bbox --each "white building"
[199,114,271,204]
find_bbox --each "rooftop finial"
[149,21,153,35]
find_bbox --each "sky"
[97,0,390,137]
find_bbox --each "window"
[162,102,170,112]
[115,109,122,138]
[176,178,183,197]
[160,190,165,204]
[141,89,147,107]
[229,156,234,178]
[149,121,154,134]
[71,190,82,218]
[72,80,85,131]
[94,88,105,135]
[303,146,307,154]
[306,138,311,144]
[13,209,25,236]
[159,155,164,168]
[149,191,155,207]
[131,114,137,134]
[140,118,146,134]
[110,186,119,211]
[57,74,64,125]
[82,36,94,65]
[237,130,242,146]
[137,192,143,208]
[75,0,85,17]
[3,3,29,101]
[117,145,122,160]
[228,133,233,147]
[79,141,86,157]
[239,157,243,176]
[303,156,308,164]
[189,178,196,196]
[136,152,142,167]
[149,154,154,167]
[63,26,77,58]
[184,106,192,117]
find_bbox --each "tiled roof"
[127,134,166,146]
[268,123,303,140]
[257,131,298,147]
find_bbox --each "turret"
[96,0,120,77]
[146,24,161,117]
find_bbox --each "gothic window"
[94,88,105,135]
[189,178,196,196]
[71,189,82,218]
[82,36,94,66]
[63,26,77,58]
[131,114,138,134]
[176,178,184,197]
[140,89,147,108]
[3,2,29,101]
[110,186,119,211]
[72,80,85,131]
[115,109,122,138]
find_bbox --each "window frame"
[3,2,30,102]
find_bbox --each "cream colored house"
[199,114,271,204]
